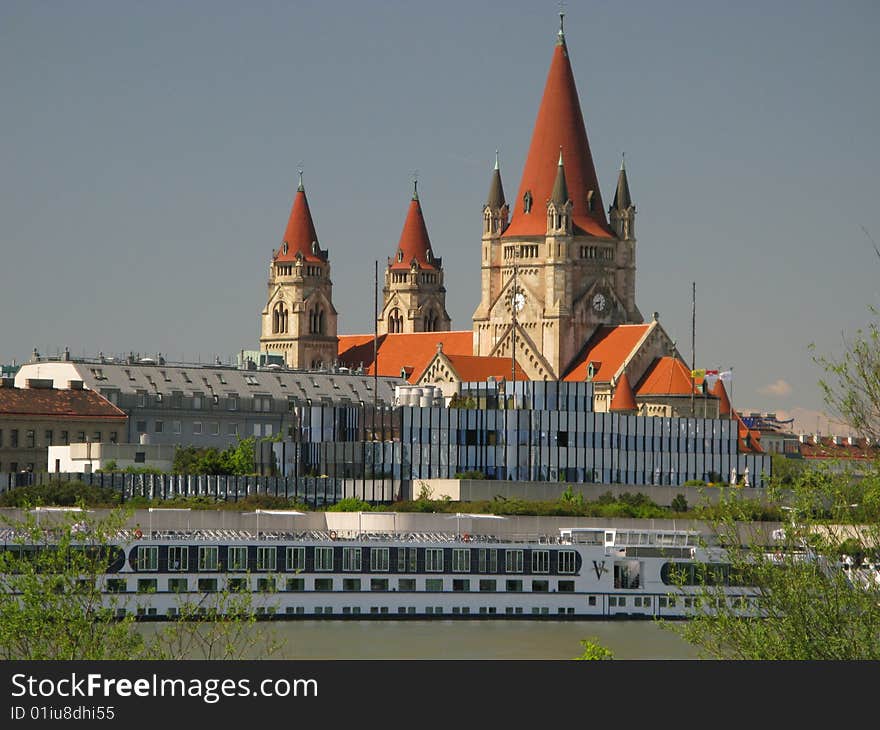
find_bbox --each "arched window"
[424,309,438,332]
[309,305,326,335]
[272,302,288,334]
[388,308,403,333]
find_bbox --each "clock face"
[592,292,606,312]
[513,292,526,312]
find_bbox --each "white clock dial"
[592,293,606,312]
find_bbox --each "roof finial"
[620,151,625,171]
[411,169,419,200]
[557,2,566,44]
[494,149,500,171]
[297,162,304,192]
[558,146,564,166]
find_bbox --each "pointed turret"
[550,149,569,205]
[609,155,635,240]
[503,18,613,239]
[609,371,638,413]
[275,171,327,262]
[391,181,439,271]
[483,150,509,237]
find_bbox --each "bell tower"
[260,171,338,369]
[378,181,451,335]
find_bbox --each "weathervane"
[411,169,419,199]
[297,161,304,190]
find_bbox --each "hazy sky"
[1,1,878,431]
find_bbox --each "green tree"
[0,506,285,660]
[574,637,613,660]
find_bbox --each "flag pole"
[691,281,695,417]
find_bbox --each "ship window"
[168,578,188,593]
[256,547,276,572]
[198,578,218,592]
[228,546,248,572]
[425,579,443,592]
[168,546,188,572]
[343,548,362,572]
[505,549,523,573]
[370,548,390,572]
[452,579,470,592]
[136,546,158,572]
[228,578,248,593]
[614,560,642,589]
[532,580,549,592]
[105,579,127,593]
[137,578,158,593]
[371,578,389,591]
[505,579,523,592]
[452,548,470,572]
[257,578,276,593]
[479,579,497,592]
[531,550,550,574]
[314,547,334,571]
[342,578,361,592]
[398,578,416,591]
[558,580,575,592]
[425,548,444,572]
[198,546,218,572]
[286,547,306,572]
[286,578,305,592]
[478,549,497,573]
[314,578,333,591]
[558,550,576,574]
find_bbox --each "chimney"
[26,378,53,389]
[68,380,84,390]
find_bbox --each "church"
[257,17,754,438]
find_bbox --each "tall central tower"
[472,17,642,380]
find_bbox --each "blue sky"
[1,1,878,432]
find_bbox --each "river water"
[139,619,701,660]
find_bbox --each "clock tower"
[472,17,642,380]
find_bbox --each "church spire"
[609,153,635,240]
[503,19,612,238]
[611,154,631,211]
[391,184,439,271]
[276,172,326,262]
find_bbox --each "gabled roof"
[609,372,637,411]
[562,324,652,382]
[503,32,614,239]
[275,181,326,263]
[441,354,528,382]
[0,387,127,420]
[338,331,472,383]
[635,356,698,396]
[389,188,439,271]
[709,379,731,416]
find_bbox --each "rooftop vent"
[68,380,84,390]
[26,378,53,389]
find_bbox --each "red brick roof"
[609,372,637,411]
[275,186,326,263]
[635,356,698,396]
[338,331,473,383]
[390,195,438,271]
[0,387,126,421]
[442,354,528,382]
[503,37,614,239]
[562,324,651,382]
[800,436,879,460]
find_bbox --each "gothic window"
[388,308,403,334]
[309,305,326,335]
[424,309,438,332]
[523,190,533,214]
[272,302,288,334]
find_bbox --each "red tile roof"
[390,195,438,271]
[442,354,528,382]
[709,379,731,416]
[275,186,326,263]
[609,372,637,411]
[0,387,126,421]
[635,356,698,396]
[503,37,614,239]
[338,331,472,383]
[562,324,651,382]
[800,436,880,460]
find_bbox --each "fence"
[0,471,402,506]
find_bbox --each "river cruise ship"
[2,517,758,621]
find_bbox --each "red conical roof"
[610,371,638,412]
[390,192,438,271]
[504,36,613,239]
[275,184,326,263]
[710,379,731,416]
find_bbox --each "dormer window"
[282,242,289,255]
[587,190,595,212]
[311,241,318,255]
[523,190,533,214]
[426,248,432,262]
[397,250,404,263]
